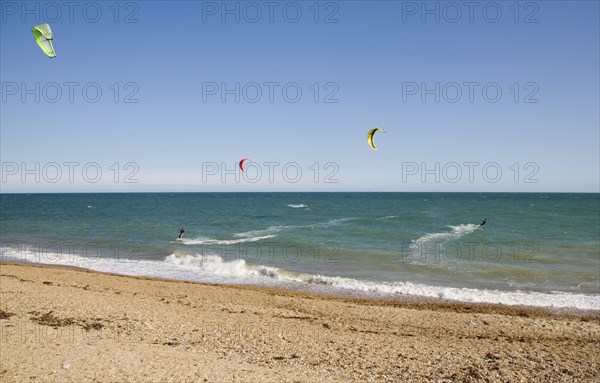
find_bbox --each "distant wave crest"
[179,234,277,245]
[287,204,308,208]
[410,223,480,251]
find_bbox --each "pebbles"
[1,262,599,382]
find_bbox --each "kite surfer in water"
[178,226,185,239]
[478,218,487,229]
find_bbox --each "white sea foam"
[179,234,277,245]
[287,204,308,208]
[3,246,598,311]
[224,217,358,240]
[410,223,480,251]
[323,217,357,226]
[176,217,353,247]
[165,252,279,278]
[233,226,284,238]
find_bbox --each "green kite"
[32,24,56,58]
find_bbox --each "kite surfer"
[478,218,486,229]
[178,226,185,239]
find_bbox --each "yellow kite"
[367,128,385,151]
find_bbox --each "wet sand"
[1,262,599,382]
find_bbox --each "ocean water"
[1,192,599,311]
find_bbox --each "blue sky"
[1,0,598,192]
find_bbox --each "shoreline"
[2,260,598,318]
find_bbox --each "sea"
[1,192,598,312]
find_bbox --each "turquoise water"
[1,193,599,310]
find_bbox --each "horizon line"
[1,191,599,195]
